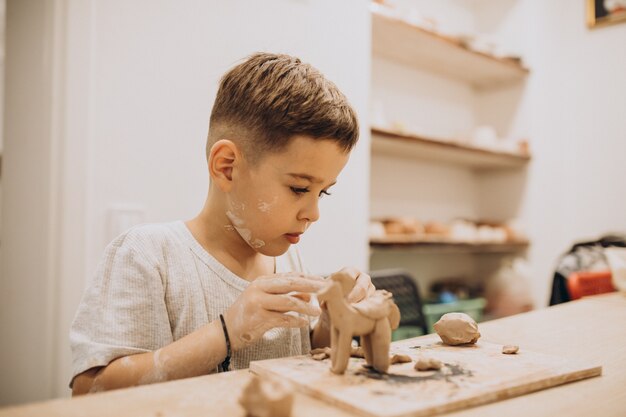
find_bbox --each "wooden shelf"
[371,7,529,89]
[370,236,529,254]
[371,127,530,169]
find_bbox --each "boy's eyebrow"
[287,173,337,187]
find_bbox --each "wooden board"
[250,335,602,417]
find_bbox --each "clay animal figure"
[317,271,401,374]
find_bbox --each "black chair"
[370,269,428,337]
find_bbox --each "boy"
[70,52,374,394]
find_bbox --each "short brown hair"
[207,52,359,163]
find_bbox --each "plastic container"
[392,325,425,341]
[423,297,486,333]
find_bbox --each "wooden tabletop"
[2,292,625,417]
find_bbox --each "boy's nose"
[298,199,320,223]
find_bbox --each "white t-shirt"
[69,221,310,385]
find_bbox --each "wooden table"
[2,292,625,417]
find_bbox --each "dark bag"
[549,234,626,305]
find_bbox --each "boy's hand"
[338,266,376,303]
[223,273,326,351]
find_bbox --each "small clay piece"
[311,347,331,355]
[433,312,481,345]
[350,346,365,358]
[310,347,331,360]
[317,271,401,374]
[239,375,293,417]
[502,345,519,354]
[414,356,442,371]
[390,354,412,364]
[311,346,365,360]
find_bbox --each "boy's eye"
[290,187,309,195]
[290,187,332,198]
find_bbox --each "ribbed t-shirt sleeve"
[69,231,173,386]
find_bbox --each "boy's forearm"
[72,319,227,395]
[310,311,331,349]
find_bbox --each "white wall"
[369,0,506,294]
[520,0,626,305]
[0,0,5,236]
[0,0,61,404]
[0,0,371,404]
[82,0,371,276]
[472,0,626,305]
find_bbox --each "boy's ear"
[208,139,240,192]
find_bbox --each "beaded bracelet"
[219,314,231,372]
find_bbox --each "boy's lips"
[285,233,302,244]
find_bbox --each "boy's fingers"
[367,283,376,296]
[291,292,311,302]
[267,312,309,329]
[347,272,373,303]
[347,285,366,303]
[262,294,321,317]
[269,272,326,281]
[337,266,360,281]
[255,277,326,294]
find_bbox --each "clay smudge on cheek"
[257,196,278,214]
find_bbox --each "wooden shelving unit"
[371,127,530,169]
[370,236,529,254]
[371,7,529,89]
[369,3,532,272]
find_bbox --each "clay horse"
[317,271,400,374]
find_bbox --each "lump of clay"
[238,375,293,417]
[350,346,366,358]
[390,354,412,364]
[310,347,331,360]
[310,346,365,360]
[414,356,442,371]
[433,312,481,345]
[502,345,519,354]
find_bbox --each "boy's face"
[226,135,350,257]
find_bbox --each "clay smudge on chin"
[226,210,245,227]
[226,209,265,248]
[237,227,266,248]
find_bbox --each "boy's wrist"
[218,314,231,372]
